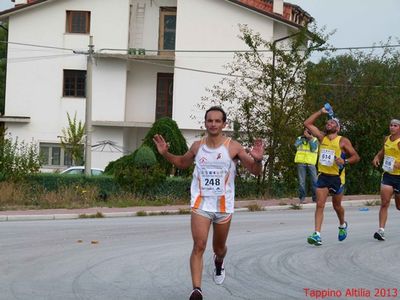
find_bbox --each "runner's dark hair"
[205,106,227,123]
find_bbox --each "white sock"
[339,223,346,228]
[315,231,320,236]
[379,228,384,232]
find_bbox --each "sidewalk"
[0,195,381,221]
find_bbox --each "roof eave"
[0,0,51,20]
[225,0,312,30]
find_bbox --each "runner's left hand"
[249,139,264,162]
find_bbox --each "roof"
[226,0,313,28]
[0,0,51,18]
[1,0,313,28]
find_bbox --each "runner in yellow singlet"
[304,106,360,246]
[372,119,400,241]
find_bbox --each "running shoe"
[338,221,348,241]
[307,232,322,246]
[213,254,225,285]
[189,288,203,300]
[374,229,385,241]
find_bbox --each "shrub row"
[24,174,291,201]
[1,171,379,210]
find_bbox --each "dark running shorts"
[316,173,344,195]
[381,172,400,194]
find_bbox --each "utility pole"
[84,36,94,176]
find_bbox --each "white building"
[0,0,312,172]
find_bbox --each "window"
[66,11,91,34]
[40,143,73,167]
[63,70,86,97]
[159,7,176,54]
[156,73,173,120]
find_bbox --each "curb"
[0,199,380,222]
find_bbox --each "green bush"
[104,151,136,175]
[116,165,166,195]
[0,135,41,181]
[345,168,381,195]
[104,145,156,175]
[133,145,157,168]
[105,144,167,195]
[142,117,189,176]
[26,173,121,201]
[105,117,190,178]
[153,176,191,199]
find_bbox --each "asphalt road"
[1,206,399,300]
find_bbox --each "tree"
[201,24,327,193]
[141,117,189,176]
[59,112,85,165]
[0,22,7,115]
[105,145,166,195]
[304,43,400,194]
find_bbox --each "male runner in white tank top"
[153,106,264,300]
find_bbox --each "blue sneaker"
[338,221,348,241]
[307,232,322,246]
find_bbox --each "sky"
[0,0,399,58]
[287,0,400,59]
[0,0,12,12]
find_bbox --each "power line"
[126,56,250,79]
[0,40,75,52]
[0,39,398,55]
[308,82,399,89]
[0,53,395,89]
[99,44,400,54]
[317,45,400,51]
[127,57,400,89]
[0,53,76,64]
[0,53,77,63]
[0,39,398,85]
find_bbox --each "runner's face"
[390,123,400,135]
[205,110,226,136]
[325,119,338,134]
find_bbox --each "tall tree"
[201,24,327,192]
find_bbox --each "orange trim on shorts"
[193,194,202,209]
[219,195,226,213]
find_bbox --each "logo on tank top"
[199,157,207,164]
[216,153,222,160]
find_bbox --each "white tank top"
[190,137,236,213]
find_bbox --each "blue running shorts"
[316,173,344,195]
[381,172,400,194]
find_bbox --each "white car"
[60,166,104,176]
